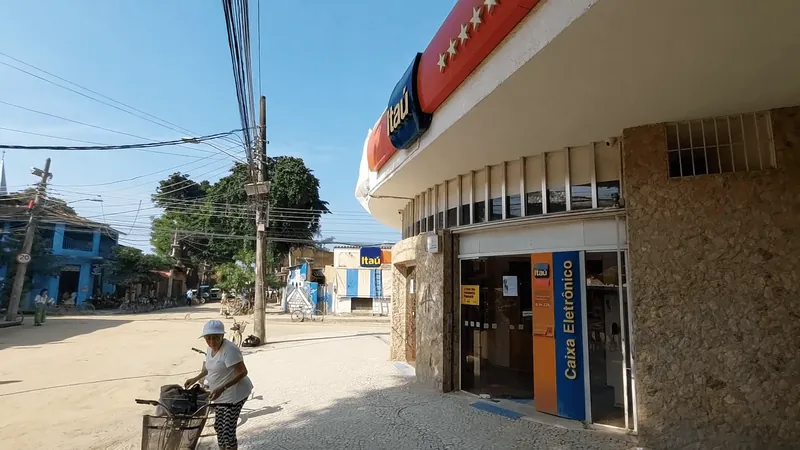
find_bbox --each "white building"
[331,246,392,315]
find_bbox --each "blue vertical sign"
[552,251,586,421]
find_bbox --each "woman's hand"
[209,387,225,401]
[184,377,198,388]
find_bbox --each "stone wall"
[623,106,800,450]
[390,231,455,392]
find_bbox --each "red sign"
[417,0,541,113]
[366,0,540,172]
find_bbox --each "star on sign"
[470,6,483,31]
[437,53,447,72]
[458,23,470,45]
[447,39,458,58]
[484,0,498,14]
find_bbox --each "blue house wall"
[1,220,118,310]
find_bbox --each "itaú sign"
[359,247,383,267]
[387,53,432,150]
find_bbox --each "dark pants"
[186,297,192,306]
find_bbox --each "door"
[585,250,636,430]
[406,266,417,363]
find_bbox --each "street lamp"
[67,197,103,205]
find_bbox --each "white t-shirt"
[205,340,253,404]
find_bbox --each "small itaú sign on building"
[359,247,383,268]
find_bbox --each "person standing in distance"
[185,320,253,450]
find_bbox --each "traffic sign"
[16,253,31,264]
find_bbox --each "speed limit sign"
[16,253,31,264]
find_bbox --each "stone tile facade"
[623,106,800,450]
[390,231,456,392]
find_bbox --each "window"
[473,202,486,224]
[461,174,472,226]
[595,141,621,208]
[506,195,522,218]
[546,152,567,213]
[526,192,543,215]
[447,179,459,228]
[490,198,503,221]
[525,156,543,216]
[473,169,486,224]
[666,112,774,178]
[63,229,93,252]
[569,145,593,210]
[437,184,446,229]
[506,160,521,219]
[447,208,458,227]
[460,205,470,226]
[489,165,503,221]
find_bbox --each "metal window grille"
[666,112,775,178]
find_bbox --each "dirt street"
[0,305,386,450]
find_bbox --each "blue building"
[0,211,120,309]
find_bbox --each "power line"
[0,51,248,154]
[0,129,242,151]
[48,154,230,188]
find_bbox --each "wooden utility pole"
[252,95,268,343]
[5,158,51,322]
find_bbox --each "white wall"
[459,216,626,257]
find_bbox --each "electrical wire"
[0,51,248,153]
[0,129,243,151]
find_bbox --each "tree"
[215,249,256,293]
[266,157,330,255]
[103,246,170,294]
[149,158,329,271]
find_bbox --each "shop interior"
[459,250,636,429]
[460,256,534,402]
[585,251,634,429]
[57,266,81,303]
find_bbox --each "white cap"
[200,320,225,338]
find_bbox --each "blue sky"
[0,0,453,251]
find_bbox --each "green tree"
[149,158,329,270]
[103,246,170,294]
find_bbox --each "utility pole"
[247,95,269,343]
[5,158,51,322]
[167,229,179,298]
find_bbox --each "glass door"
[460,257,534,400]
[585,251,636,430]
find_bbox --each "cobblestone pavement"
[215,330,637,450]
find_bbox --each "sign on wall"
[387,53,432,150]
[552,251,586,421]
[531,253,556,415]
[359,247,383,268]
[460,285,479,306]
[531,252,586,421]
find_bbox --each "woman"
[185,320,253,450]
[34,289,49,326]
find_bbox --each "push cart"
[135,384,231,450]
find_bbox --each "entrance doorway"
[460,256,533,401]
[405,266,417,363]
[58,266,81,303]
[585,251,635,430]
[350,297,373,312]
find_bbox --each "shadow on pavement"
[265,331,389,346]
[226,380,635,450]
[0,316,132,351]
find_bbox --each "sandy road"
[0,306,386,450]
